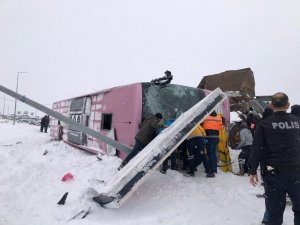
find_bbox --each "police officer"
[249,92,300,225]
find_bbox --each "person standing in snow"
[160,119,178,174]
[202,111,223,174]
[246,107,259,136]
[217,114,232,172]
[185,124,213,177]
[235,121,253,176]
[118,113,164,170]
[58,120,64,141]
[44,115,50,133]
[40,115,45,132]
[249,92,300,225]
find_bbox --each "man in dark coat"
[246,107,259,136]
[118,113,164,170]
[40,116,45,132]
[40,115,50,133]
[44,115,50,133]
[291,105,300,117]
[249,92,300,225]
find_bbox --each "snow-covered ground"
[0,123,293,225]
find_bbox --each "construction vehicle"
[198,68,272,148]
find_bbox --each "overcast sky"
[0,0,299,115]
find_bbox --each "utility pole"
[2,95,5,115]
[13,72,28,125]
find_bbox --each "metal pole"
[2,95,5,115]
[13,72,28,125]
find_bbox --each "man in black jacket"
[118,113,164,170]
[249,92,300,225]
[44,115,50,133]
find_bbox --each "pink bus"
[50,82,230,159]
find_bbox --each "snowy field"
[0,122,294,225]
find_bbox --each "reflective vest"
[202,115,223,131]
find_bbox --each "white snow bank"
[0,123,293,225]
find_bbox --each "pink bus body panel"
[89,83,142,159]
[50,83,142,159]
[50,100,71,140]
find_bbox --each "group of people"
[241,92,300,225]
[230,94,300,224]
[117,92,300,225]
[118,110,232,179]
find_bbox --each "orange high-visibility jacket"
[202,115,223,131]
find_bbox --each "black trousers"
[162,151,177,171]
[123,138,146,164]
[238,145,251,173]
[186,136,211,174]
[264,167,300,225]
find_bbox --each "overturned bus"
[50,82,230,159]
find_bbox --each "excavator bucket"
[197,68,273,149]
[197,68,255,112]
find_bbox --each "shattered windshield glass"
[142,83,206,121]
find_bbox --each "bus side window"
[101,114,112,130]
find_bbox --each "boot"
[187,170,195,177]
[160,169,167,174]
[118,161,127,170]
[235,169,245,176]
[206,173,215,178]
[236,159,245,176]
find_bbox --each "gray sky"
[0,0,299,116]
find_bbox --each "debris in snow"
[57,192,68,205]
[66,206,91,222]
[61,173,74,182]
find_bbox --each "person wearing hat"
[118,113,164,170]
